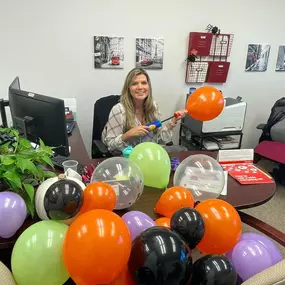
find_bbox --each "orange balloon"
[186,86,224,121]
[155,217,171,228]
[195,199,242,254]
[154,186,195,218]
[108,266,135,285]
[78,182,117,215]
[63,209,132,285]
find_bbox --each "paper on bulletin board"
[63,98,77,121]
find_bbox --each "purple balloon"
[226,232,282,265]
[0,191,27,238]
[239,232,282,265]
[232,240,273,281]
[122,211,156,241]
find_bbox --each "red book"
[218,149,273,185]
[221,163,273,184]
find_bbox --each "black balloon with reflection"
[170,207,205,249]
[128,226,192,285]
[191,255,237,285]
[44,179,84,220]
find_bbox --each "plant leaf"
[1,156,15,165]
[39,138,45,148]
[18,138,32,150]
[16,157,38,176]
[23,183,35,204]
[43,170,57,178]
[37,167,44,180]
[39,155,54,168]
[3,171,22,189]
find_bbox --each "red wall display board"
[186,32,234,83]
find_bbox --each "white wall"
[1,0,285,155]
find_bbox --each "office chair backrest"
[92,95,121,141]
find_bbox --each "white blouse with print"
[101,102,173,152]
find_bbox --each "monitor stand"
[0,99,9,128]
[13,116,36,141]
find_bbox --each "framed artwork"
[136,38,164,69]
[276,45,285,71]
[245,44,271,72]
[94,36,124,69]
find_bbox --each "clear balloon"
[186,86,224,121]
[170,207,205,249]
[129,142,171,189]
[91,157,144,210]
[0,191,27,238]
[122,211,156,241]
[173,154,225,201]
[129,227,192,285]
[231,240,273,281]
[11,220,69,285]
[191,255,237,285]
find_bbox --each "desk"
[0,124,280,267]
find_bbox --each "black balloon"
[128,226,192,285]
[44,179,84,220]
[191,255,237,285]
[170,207,205,249]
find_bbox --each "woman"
[102,68,187,152]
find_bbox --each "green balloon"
[11,220,69,285]
[129,142,171,189]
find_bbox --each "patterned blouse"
[101,102,173,152]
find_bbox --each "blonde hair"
[121,68,157,132]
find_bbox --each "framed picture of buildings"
[94,36,124,69]
[136,38,164,69]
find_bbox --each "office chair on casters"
[254,98,285,184]
[91,95,120,158]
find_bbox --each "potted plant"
[0,127,56,217]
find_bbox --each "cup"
[62,160,78,173]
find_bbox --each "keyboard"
[51,155,85,175]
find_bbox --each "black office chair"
[91,95,121,158]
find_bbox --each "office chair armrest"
[92,140,109,154]
[257,123,266,130]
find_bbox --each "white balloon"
[91,157,144,210]
[173,154,225,201]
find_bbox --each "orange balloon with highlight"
[186,86,224,121]
[63,209,132,285]
[195,199,242,254]
[78,182,116,215]
[154,186,195,218]
[155,217,171,228]
[108,266,135,285]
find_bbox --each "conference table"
[0,124,283,269]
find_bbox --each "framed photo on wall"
[276,45,285,71]
[136,38,164,69]
[245,44,271,72]
[94,36,124,69]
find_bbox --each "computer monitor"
[8,77,70,156]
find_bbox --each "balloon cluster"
[2,86,280,285]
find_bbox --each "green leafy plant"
[0,127,56,217]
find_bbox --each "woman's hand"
[172,109,188,123]
[122,126,149,141]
